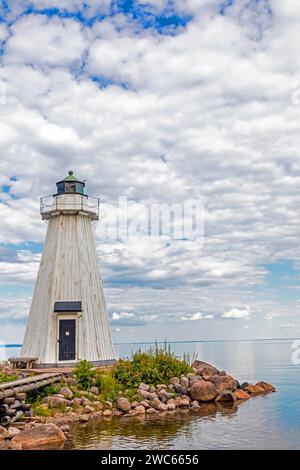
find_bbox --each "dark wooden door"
[58,319,76,361]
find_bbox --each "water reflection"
[65,401,248,450]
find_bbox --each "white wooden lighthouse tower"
[22,171,116,367]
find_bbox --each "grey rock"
[90,386,99,396]
[169,377,180,385]
[139,383,150,392]
[180,376,189,389]
[59,387,73,399]
[117,398,131,412]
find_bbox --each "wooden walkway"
[0,373,64,400]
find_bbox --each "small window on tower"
[65,182,76,193]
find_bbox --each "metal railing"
[40,194,100,220]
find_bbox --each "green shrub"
[95,372,121,402]
[42,384,60,396]
[74,360,96,390]
[113,345,192,390]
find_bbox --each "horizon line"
[1,336,299,348]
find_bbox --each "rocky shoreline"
[0,359,276,450]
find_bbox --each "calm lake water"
[4,339,300,450]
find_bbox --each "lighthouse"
[21,171,116,367]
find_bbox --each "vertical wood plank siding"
[22,212,116,364]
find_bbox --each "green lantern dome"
[56,171,85,195]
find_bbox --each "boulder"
[84,405,94,414]
[241,382,249,390]
[148,392,158,400]
[140,400,151,409]
[8,427,21,438]
[0,425,8,440]
[187,374,198,385]
[11,424,66,450]
[190,380,218,402]
[0,440,22,450]
[48,397,66,408]
[103,409,112,417]
[151,398,163,411]
[139,383,150,392]
[59,387,73,399]
[131,401,140,409]
[159,403,168,411]
[72,397,82,407]
[66,377,77,387]
[156,384,167,392]
[146,408,158,414]
[215,390,236,402]
[104,401,113,410]
[167,402,176,410]
[81,398,93,407]
[180,376,189,389]
[169,377,180,385]
[234,389,250,400]
[192,360,220,377]
[255,381,276,392]
[138,389,150,400]
[117,398,131,412]
[158,390,175,401]
[209,375,238,393]
[179,398,190,407]
[173,383,188,395]
[135,405,146,414]
[90,386,99,396]
[158,390,168,403]
[60,425,70,433]
[245,384,265,394]
[79,415,89,422]
[174,397,183,407]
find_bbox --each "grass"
[27,383,60,404]
[32,402,68,417]
[0,372,18,383]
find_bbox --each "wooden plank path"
[0,373,64,400]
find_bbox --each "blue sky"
[1,0,300,344]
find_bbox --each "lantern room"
[56,170,85,195]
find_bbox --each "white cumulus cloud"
[181,312,214,321]
[222,306,251,320]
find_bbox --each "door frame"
[56,314,78,363]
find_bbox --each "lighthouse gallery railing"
[40,194,100,220]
